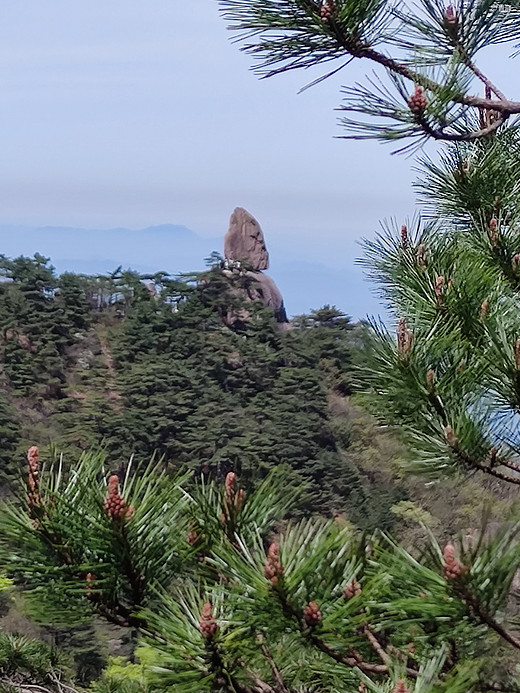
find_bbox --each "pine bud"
[199,602,218,639]
[408,86,427,115]
[416,243,427,267]
[392,679,410,693]
[443,542,466,580]
[234,488,245,510]
[225,471,236,503]
[320,0,336,21]
[104,474,133,521]
[489,217,498,245]
[480,299,489,319]
[444,425,458,448]
[401,224,408,249]
[514,338,520,370]
[426,368,435,390]
[513,254,519,272]
[85,572,95,599]
[443,5,457,26]
[397,318,413,358]
[435,275,444,304]
[187,529,200,546]
[264,542,283,585]
[343,579,362,599]
[26,446,42,509]
[303,601,322,627]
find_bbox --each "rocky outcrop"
[223,208,288,326]
[224,208,269,271]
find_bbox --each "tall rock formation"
[223,207,288,325]
[224,207,269,270]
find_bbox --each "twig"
[362,625,392,666]
[459,586,520,651]
[257,633,290,693]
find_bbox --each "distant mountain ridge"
[0,223,382,319]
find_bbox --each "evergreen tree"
[0,449,518,692]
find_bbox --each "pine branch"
[457,584,520,651]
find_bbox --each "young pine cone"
[443,542,466,580]
[303,601,322,627]
[343,579,362,599]
[199,602,218,639]
[407,86,427,115]
[320,0,336,21]
[392,680,410,693]
[264,542,283,585]
[104,474,133,521]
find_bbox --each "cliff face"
[223,207,288,325]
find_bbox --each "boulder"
[244,271,288,323]
[224,207,269,270]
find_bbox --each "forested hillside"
[0,252,394,524]
[0,251,513,535]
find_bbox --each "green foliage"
[358,127,520,487]
[218,0,520,146]
[1,456,519,692]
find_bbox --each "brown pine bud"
[435,275,444,304]
[104,474,132,521]
[443,5,457,26]
[234,488,245,510]
[408,85,427,115]
[397,318,413,358]
[199,602,218,639]
[343,579,362,599]
[514,338,520,370]
[426,368,435,390]
[392,679,410,693]
[513,254,520,272]
[320,0,336,21]
[480,299,489,319]
[489,217,498,245]
[264,542,283,585]
[26,446,42,509]
[303,601,322,627]
[416,243,427,267]
[443,542,466,580]
[224,471,236,503]
[85,572,95,598]
[401,224,408,249]
[444,425,458,448]
[187,529,200,546]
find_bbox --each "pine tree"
[0,449,519,692]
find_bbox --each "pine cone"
[407,86,427,115]
[343,579,362,599]
[225,471,236,504]
[320,0,336,21]
[392,679,410,693]
[444,425,459,449]
[443,542,466,580]
[416,243,427,267]
[104,474,133,520]
[199,602,218,638]
[443,5,457,26]
[264,542,283,584]
[397,318,413,358]
[401,224,408,249]
[514,338,520,370]
[303,601,322,627]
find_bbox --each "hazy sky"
[0,2,418,244]
[0,2,512,316]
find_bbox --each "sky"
[0,0,506,318]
